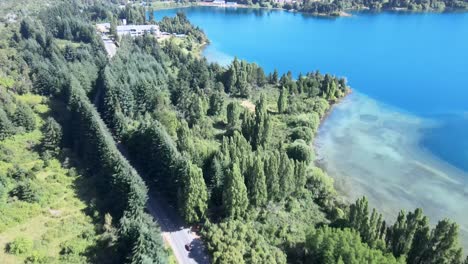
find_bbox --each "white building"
[116,25,160,37]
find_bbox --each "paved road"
[101,35,117,58]
[96,39,211,263]
[147,194,210,264]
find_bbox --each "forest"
[0,0,467,263]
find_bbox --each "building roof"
[117,25,159,32]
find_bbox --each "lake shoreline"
[151,2,468,18]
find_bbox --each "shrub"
[286,140,313,163]
[312,98,329,118]
[7,165,34,180]
[25,251,49,264]
[288,113,320,132]
[7,237,33,255]
[289,126,313,143]
[10,181,39,202]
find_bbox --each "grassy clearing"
[0,94,102,264]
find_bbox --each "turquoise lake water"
[154,7,468,248]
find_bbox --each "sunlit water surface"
[154,7,468,249]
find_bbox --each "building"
[226,1,238,6]
[212,0,226,4]
[116,25,160,37]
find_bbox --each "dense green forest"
[0,0,467,263]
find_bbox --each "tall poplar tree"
[277,86,288,114]
[251,156,267,207]
[223,163,249,219]
[180,160,208,224]
[265,151,280,201]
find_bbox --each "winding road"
[97,34,210,264]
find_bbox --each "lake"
[154,7,468,249]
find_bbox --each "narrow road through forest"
[96,36,210,263]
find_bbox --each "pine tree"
[223,163,249,219]
[277,87,288,114]
[13,102,36,132]
[176,120,194,155]
[148,8,155,24]
[226,102,241,129]
[251,156,267,207]
[0,108,15,140]
[42,117,62,156]
[237,70,250,98]
[265,151,280,201]
[227,58,239,94]
[208,90,224,116]
[253,94,270,149]
[241,109,255,143]
[110,17,118,37]
[271,69,279,85]
[294,161,307,194]
[209,155,225,206]
[278,152,294,198]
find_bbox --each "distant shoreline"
[150,1,354,17]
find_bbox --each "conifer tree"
[253,94,270,149]
[278,152,294,198]
[294,161,307,194]
[251,155,267,207]
[265,151,280,201]
[42,117,62,156]
[176,120,194,155]
[209,155,225,206]
[277,87,288,114]
[0,108,15,140]
[13,102,36,132]
[208,90,224,116]
[226,102,241,130]
[223,163,249,219]
[271,69,279,85]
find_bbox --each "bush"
[288,113,320,132]
[312,98,329,118]
[7,237,33,255]
[286,140,313,163]
[25,251,49,264]
[289,126,313,143]
[306,167,335,206]
[7,165,34,180]
[10,181,39,202]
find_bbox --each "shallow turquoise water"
[154,7,468,248]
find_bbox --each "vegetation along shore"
[147,0,468,17]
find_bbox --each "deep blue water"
[155,7,468,115]
[154,7,468,246]
[154,7,468,171]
